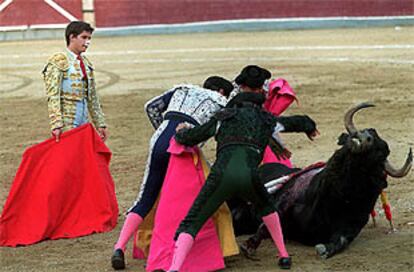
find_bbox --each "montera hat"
[235,65,271,89]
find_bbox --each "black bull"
[229,103,412,259]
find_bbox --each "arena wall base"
[1,17,413,41]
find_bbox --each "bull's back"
[263,166,330,244]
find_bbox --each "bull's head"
[338,102,412,178]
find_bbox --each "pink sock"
[114,213,143,252]
[262,212,289,258]
[168,233,194,271]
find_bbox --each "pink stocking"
[262,212,289,258]
[114,213,143,252]
[168,233,194,271]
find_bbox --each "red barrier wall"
[0,0,82,26]
[0,0,412,28]
[94,0,413,27]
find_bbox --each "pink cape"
[262,146,293,166]
[0,124,118,247]
[263,78,297,166]
[145,139,224,272]
[265,78,297,115]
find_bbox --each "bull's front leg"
[240,223,270,259]
[315,213,368,259]
[315,222,364,259]
[315,235,349,259]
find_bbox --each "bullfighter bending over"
[168,65,318,271]
[111,76,234,270]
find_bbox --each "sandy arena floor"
[0,27,413,271]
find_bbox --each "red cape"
[0,124,118,247]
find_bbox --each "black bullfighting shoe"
[111,248,125,270]
[278,257,292,269]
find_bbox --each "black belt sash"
[164,111,199,127]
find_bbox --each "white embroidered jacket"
[145,84,228,129]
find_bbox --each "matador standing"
[43,21,108,141]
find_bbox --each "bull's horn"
[344,102,375,135]
[385,148,413,178]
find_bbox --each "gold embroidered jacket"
[42,50,106,131]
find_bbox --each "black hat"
[235,65,271,89]
[203,76,234,97]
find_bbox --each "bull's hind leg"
[240,223,270,259]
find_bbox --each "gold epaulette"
[82,55,94,69]
[47,52,69,71]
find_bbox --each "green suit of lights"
[175,92,316,238]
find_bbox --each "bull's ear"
[337,133,349,145]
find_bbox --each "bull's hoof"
[240,242,260,261]
[315,244,329,259]
[278,257,292,269]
